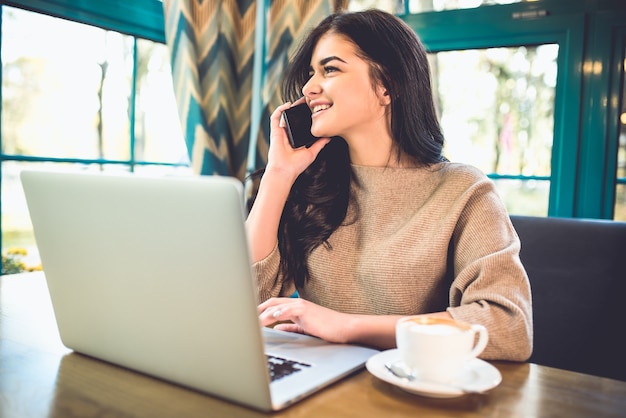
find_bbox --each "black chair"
[509,215,626,381]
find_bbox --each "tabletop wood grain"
[2,272,625,418]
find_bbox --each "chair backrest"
[510,215,626,381]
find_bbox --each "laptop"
[20,169,378,412]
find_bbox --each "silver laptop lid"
[21,170,274,410]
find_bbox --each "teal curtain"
[162,0,347,180]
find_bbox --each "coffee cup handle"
[468,324,489,359]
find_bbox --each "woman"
[246,9,532,361]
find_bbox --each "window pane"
[1,161,37,270]
[1,7,132,160]
[135,39,188,165]
[493,179,549,217]
[616,185,626,221]
[348,0,529,13]
[429,45,557,215]
[408,0,525,13]
[615,47,626,221]
[348,0,404,13]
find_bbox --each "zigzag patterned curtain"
[162,0,348,180]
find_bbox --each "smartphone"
[282,102,319,148]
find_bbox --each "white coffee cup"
[395,316,489,384]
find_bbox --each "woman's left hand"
[258,297,350,344]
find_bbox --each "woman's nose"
[302,75,320,98]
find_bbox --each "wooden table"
[2,272,625,418]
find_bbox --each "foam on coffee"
[402,316,471,333]
[409,323,461,335]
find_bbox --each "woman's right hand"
[266,99,331,182]
[245,100,330,263]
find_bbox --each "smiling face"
[302,32,392,155]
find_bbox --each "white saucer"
[366,349,502,398]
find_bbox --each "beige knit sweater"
[253,162,533,361]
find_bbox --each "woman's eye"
[306,66,339,78]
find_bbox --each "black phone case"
[283,103,319,148]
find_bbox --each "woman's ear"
[378,87,391,106]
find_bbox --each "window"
[402,1,626,220]
[407,0,527,13]
[1,2,188,272]
[350,0,531,14]
[430,45,557,216]
[613,45,626,221]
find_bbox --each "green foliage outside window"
[1,248,41,275]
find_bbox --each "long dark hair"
[260,10,445,288]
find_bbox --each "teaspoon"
[384,362,481,394]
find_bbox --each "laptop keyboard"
[266,355,311,382]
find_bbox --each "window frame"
[577,11,626,219]
[402,2,586,217]
[1,0,165,42]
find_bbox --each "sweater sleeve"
[252,243,297,302]
[445,171,533,362]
